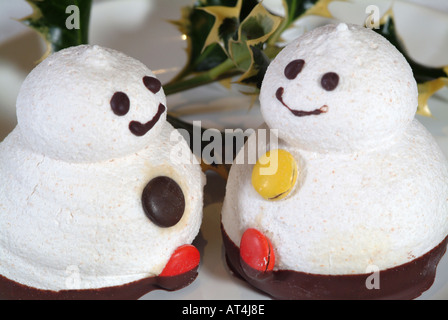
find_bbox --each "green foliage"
[166,0,337,95]
[166,0,283,95]
[168,0,448,116]
[21,0,92,60]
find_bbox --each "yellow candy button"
[251,149,298,201]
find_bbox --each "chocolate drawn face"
[259,24,418,154]
[110,76,166,137]
[276,59,339,117]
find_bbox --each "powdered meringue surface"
[0,45,204,291]
[222,23,448,275]
[223,121,448,275]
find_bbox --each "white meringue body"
[0,45,204,291]
[222,23,448,276]
[222,121,448,275]
[0,123,204,291]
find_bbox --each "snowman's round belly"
[256,160,439,274]
[222,121,448,275]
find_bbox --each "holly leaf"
[418,78,448,117]
[21,0,92,61]
[165,0,278,95]
[169,0,260,80]
[238,45,273,90]
[198,0,243,53]
[170,4,229,82]
[229,3,282,88]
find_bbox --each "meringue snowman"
[221,24,448,300]
[0,45,204,299]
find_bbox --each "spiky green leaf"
[21,0,92,61]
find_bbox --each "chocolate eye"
[284,59,305,80]
[321,72,339,91]
[110,92,130,116]
[143,76,162,94]
[142,176,185,228]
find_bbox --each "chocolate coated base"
[222,224,448,300]
[0,267,198,300]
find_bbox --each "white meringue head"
[16,45,167,162]
[260,23,418,153]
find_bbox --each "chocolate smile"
[129,103,166,137]
[276,87,328,117]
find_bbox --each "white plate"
[0,0,447,300]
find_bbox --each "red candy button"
[240,228,275,272]
[160,245,200,277]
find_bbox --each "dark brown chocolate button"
[110,92,130,116]
[321,72,339,91]
[284,59,305,80]
[142,176,185,228]
[143,76,162,94]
